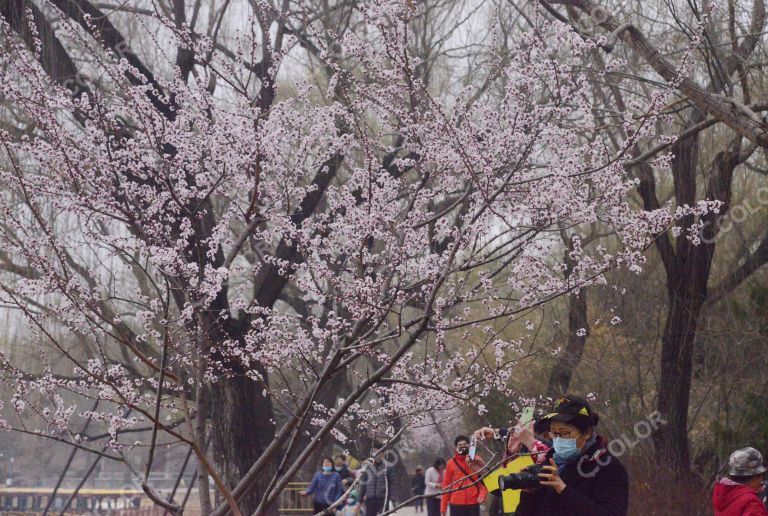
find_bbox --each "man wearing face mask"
[513,395,629,516]
[361,445,392,515]
[440,435,488,516]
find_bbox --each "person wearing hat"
[713,447,768,516]
[475,395,628,516]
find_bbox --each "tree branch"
[549,0,768,147]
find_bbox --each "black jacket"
[336,465,354,482]
[515,437,628,516]
[411,473,426,495]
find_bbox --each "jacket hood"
[713,478,756,511]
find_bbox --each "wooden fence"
[278,483,312,514]
[0,482,312,516]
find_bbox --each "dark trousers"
[313,501,331,514]
[413,496,424,511]
[449,504,480,516]
[426,497,441,516]
[365,497,386,515]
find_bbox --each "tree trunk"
[645,124,702,475]
[209,374,276,515]
[300,370,351,479]
[547,231,590,398]
[388,448,410,506]
[651,137,741,474]
[547,290,589,398]
[653,293,703,472]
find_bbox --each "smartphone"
[468,436,477,461]
[520,406,535,425]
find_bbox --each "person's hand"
[466,454,484,472]
[506,432,523,456]
[515,420,536,449]
[473,427,495,441]
[504,419,536,455]
[538,458,567,494]
[299,490,308,496]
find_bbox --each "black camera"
[498,464,545,491]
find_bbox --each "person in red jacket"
[713,447,768,516]
[440,435,488,516]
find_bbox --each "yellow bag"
[481,455,535,513]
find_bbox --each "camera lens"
[498,464,544,491]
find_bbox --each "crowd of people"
[300,394,768,516]
[300,448,396,515]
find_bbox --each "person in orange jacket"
[440,435,488,516]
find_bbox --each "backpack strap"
[450,458,480,498]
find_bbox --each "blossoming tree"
[0,0,698,513]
